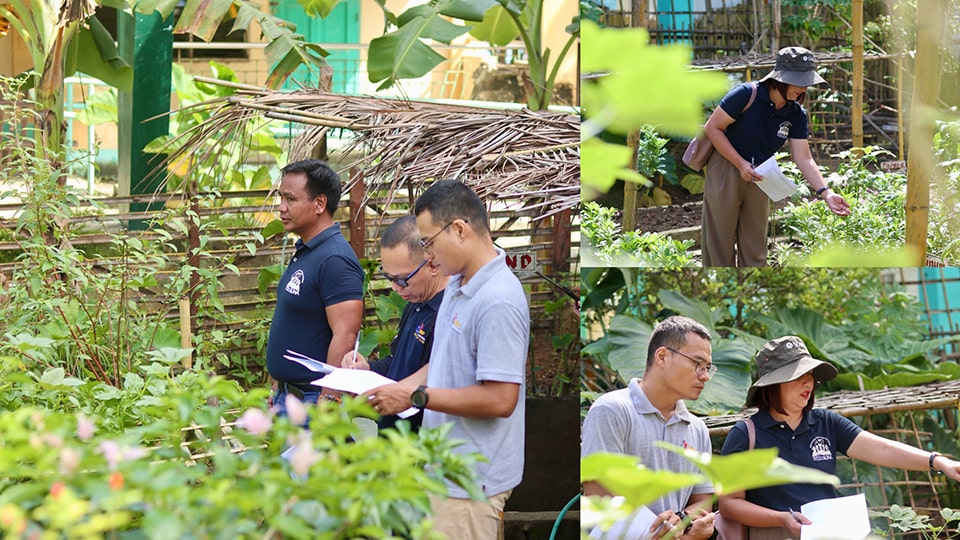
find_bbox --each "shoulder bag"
[715,417,755,540]
[682,83,758,172]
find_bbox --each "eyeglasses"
[418,219,466,250]
[667,347,718,379]
[379,259,428,288]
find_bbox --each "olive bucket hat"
[745,336,838,407]
[758,46,827,87]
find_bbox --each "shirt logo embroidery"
[810,436,833,462]
[414,322,427,344]
[451,314,463,334]
[285,269,304,296]
[777,121,792,139]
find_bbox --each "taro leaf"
[580,452,703,509]
[604,313,754,413]
[581,21,727,137]
[581,138,650,200]
[663,443,839,495]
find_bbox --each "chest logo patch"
[777,121,792,139]
[285,269,304,296]
[414,322,428,344]
[810,436,833,462]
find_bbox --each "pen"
[352,331,361,364]
[789,508,802,524]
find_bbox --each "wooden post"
[348,168,366,260]
[904,0,944,265]
[179,297,193,369]
[851,0,864,153]
[551,209,572,274]
[623,129,639,233]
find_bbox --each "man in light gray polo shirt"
[366,180,528,540]
[582,316,717,540]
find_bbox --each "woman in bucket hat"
[718,336,960,539]
[700,46,851,267]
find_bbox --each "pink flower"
[289,437,319,478]
[59,447,80,475]
[236,408,273,436]
[285,394,308,427]
[76,413,95,441]
[97,440,147,470]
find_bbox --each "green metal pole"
[117,9,172,230]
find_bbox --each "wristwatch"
[411,385,429,408]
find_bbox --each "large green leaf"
[368,25,449,90]
[581,137,650,200]
[397,6,470,44]
[580,452,703,509]
[440,0,498,21]
[657,289,725,338]
[469,4,521,46]
[581,267,626,312]
[604,314,755,413]
[832,371,950,391]
[297,0,340,18]
[665,443,840,495]
[65,15,133,92]
[75,87,118,126]
[581,21,727,137]
[174,0,235,42]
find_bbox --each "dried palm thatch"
[157,78,580,220]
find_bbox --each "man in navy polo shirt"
[341,215,447,431]
[265,159,363,415]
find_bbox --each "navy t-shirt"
[720,82,809,166]
[266,224,363,384]
[369,290,443,430]
[721,408,862,511]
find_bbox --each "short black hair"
[646,316,711,370]
[281,159,342,217]
[764,79,806,105]
[414,179,489,233]
[754,384,815,416]
[381,215,423,260]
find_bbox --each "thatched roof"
[160,78,580,220]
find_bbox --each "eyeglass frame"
[666,347,718,379]
[379,259,429,288]
[418,219,467,250]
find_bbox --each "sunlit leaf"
[469,4,521,46]
[581,452,703,509]
[581,138,651,201]
[581,21,727,136]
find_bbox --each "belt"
[278,382,314,400]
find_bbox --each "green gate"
[272,0,360,94]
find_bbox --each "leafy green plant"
[0,353,482,538]
[871,505,960,539]
[144,62,285,202]
[773,147,908,264]
[581,201,697,266]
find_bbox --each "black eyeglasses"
[667,347,718,379]
[379,259,428,288]
[418,219,466,250]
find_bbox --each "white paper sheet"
[283,350,334,374]
[799,493,870,540]
[589,500,657,540]
[753,156,799,202]
[311,367,419,419]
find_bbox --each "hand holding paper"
[753,156,799,201]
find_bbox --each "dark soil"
[634,182,704,233]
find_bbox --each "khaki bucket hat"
[746,336,838,407]
[758,46,828,87]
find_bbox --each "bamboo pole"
[622,0,645,233]
[904,0,944,265]
[179,297,193,369]
[851,0,864,152]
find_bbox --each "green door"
[272,0,360,94]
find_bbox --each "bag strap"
[744,417,756,450]
[741,82,758,115]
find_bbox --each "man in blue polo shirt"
[341,215,447,431]
[265,159,363,415]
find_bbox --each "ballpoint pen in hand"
[789,508,803,524]
[351,331,361,364]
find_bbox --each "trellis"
[704,381,960,537]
